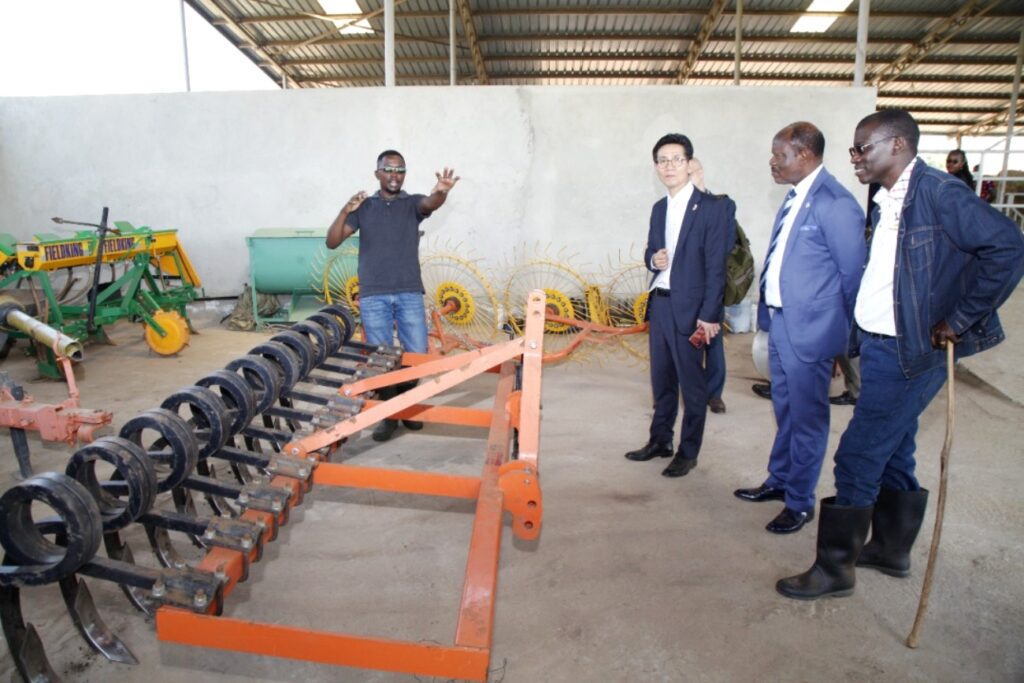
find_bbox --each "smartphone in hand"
[689,326,707,349]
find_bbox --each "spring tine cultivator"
[0,207,201,377]
[0,291,549,682]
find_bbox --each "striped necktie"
[760,188,798,293]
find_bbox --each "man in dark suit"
[624,134,736,478]
[734,122,865,533]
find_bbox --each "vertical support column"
[179,0,191,92]
[450,0,457,85]
[384,0,396,87]
[10,429,33,479]
[516,290,545,468]
[854,0,871,86]
[998,28,1023,205]
[733,0,742,85]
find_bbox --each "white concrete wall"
[0,86,875,297]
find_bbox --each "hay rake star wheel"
[503,258,594,360]
[605,262,651,363]
[420,252,502,350]
[314,247,360,319]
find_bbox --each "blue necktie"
[760,188,797,293]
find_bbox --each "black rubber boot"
[856,487,929,578]
[776,497,873,600]
[372,385,400,442]
[372,419,398,441]
[396,379,423,430]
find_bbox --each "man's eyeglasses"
[848,136,897,158]
[379,166,406,174]
[655,156,688,169]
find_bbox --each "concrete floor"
[0,296,1022,682]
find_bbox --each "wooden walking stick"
[906,341,956,648]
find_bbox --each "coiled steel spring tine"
[119,409,199,494]
[161,386,230,461]
[0,474,104,683]
[290,319,329,367]
[270,330,315,381]
[59,569,138,664]
[0,583,60,683]
[226,355,282,416]
[317,304,356,345]
[248,341,302,396]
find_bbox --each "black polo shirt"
[347,191,431,297]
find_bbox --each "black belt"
[651,288,671,297]
[860,327,895,340]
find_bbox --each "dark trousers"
[704,333,726,400]
[834,336,946,507]
[764,309,832,514]
[647,295,708,460]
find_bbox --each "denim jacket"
[852,159,1024,377]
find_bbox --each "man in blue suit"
[624,134,736,478]
[734,122,865,533]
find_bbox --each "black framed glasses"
[655,156,688,169]
[849,136,897,158]
[379,165,406,174]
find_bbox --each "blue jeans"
[833,336,947,507]
[359,292,428,353]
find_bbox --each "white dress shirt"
[854,158,918,336]
[650,182,695,290]
[764,164,823,308]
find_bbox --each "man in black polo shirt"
[326,149,459,441]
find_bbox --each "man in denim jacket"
[777,109,1024,600]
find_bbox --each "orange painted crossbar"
[361,399,493,428]
[313,462,481,499]
[156,609,491,680]
[156,290,550,682]
[283,337,527,458]
[339,344,510,397]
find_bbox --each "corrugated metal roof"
[185,0,1024,134]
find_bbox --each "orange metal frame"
[0,356,112,445]
[155,290,548,681]
[427,297,648,362]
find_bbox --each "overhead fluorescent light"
[320,0,374,35]
[807,0,852,10]
[791,15,840,33]
[790,0,852,34]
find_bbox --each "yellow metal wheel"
[606,262,652,363]
[433,281,476,325]
[144,310,190,356]
[420,251,502,346]
[313,247,361,315]
[540,288,576,333]
[503,257,593,360]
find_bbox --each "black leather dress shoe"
[661,455,698,478]
[829,391,858,406]
[402,420,424,430]
[734,484,786,502]
[752,383,772,400]
[624,442,673,461]
[708,397,726,414]
[766,507,815,534]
